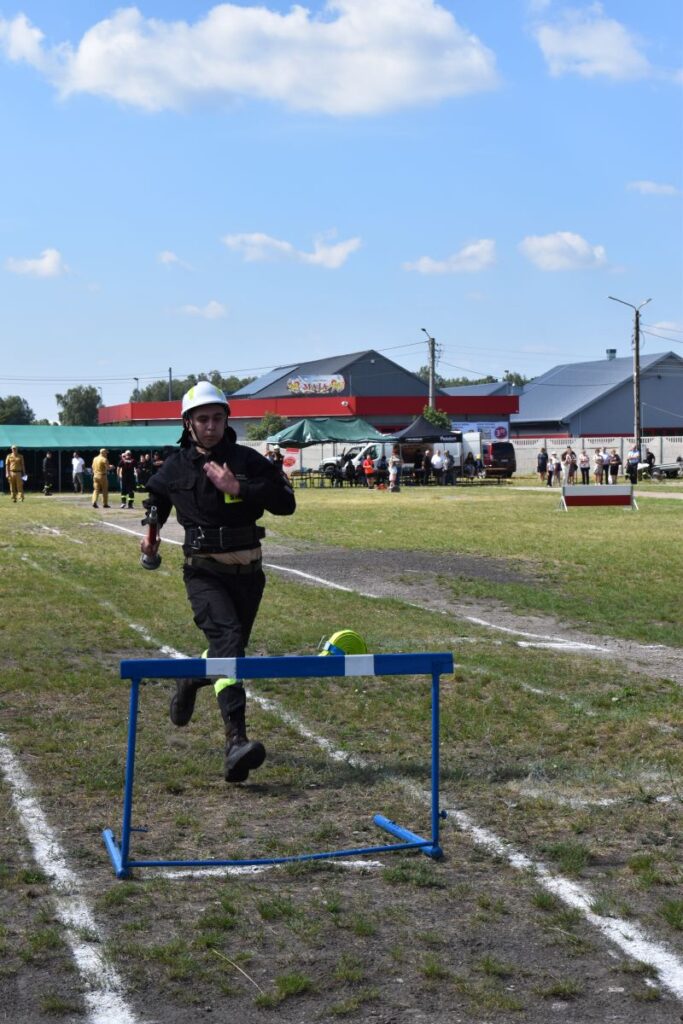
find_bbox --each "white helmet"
[181,381,230,416]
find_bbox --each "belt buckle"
[191,527,205,552]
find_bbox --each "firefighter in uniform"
[6,445,26,502]
[91,448,112,508]
[140,381,296,782]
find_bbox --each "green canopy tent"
[266,417,395,478]
[0,424,181,492]
[266,417,393,447]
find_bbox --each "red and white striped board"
[559,484,638,511]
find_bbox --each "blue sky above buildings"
[0,0,681,421]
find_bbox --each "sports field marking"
[47,523,683,994]
[446,808,683,1000]
[0,739,140,1024]
[98,613,683,993]
[38,523,85,544]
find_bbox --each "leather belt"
[185,524,265,552]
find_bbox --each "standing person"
[625,444,640,485]
[431,449,444,485]
[362,453,375,488]
[413,449,423,486]
[593,448,604,485]
[136,453,152,490]
[140,381,296,783]
[609,448,622,484]
[546,455,554,487]
[118,450,138,509]
[552,452,562,486]
[602,447,612,484]
[579,450,590,485]
[537,448,548,483]
[442,450,454,485]
[91,448,112,508]
[42,451,55,495]
[388,445,402,492]
[6,444,25,502]
[422,448,432,485]
[72,451,85,493]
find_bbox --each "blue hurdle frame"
[103,652,453,878]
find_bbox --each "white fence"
[511,436,683,475]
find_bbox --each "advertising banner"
[451,420,509,441]
[286,374,345,395]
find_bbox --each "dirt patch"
[257,534,683,688]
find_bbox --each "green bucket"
[319,629,368,656]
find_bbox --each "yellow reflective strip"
[214,677,238,695]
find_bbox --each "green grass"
[0,495,681,1018]
[266,487,683,646]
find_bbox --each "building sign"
[451,420,509,440]
[286,374,345,395]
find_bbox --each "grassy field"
[0,490,681,1022]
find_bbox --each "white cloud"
[222,231,361,269]
[0,2,498,116]
[5,247,68,277]
[403,239,496,274]
[651,321,683,334]
[179,300,227,319]
[627,180,680,196]
[158,249,192,269]
[518,231,606,270]
[534,4,650,80]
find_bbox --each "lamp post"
[608,295,651,457]
[133,377,139,401]
[421,328,436,409]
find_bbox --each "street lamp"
[133,377,140,401]
[608,295,652,457]
[421,328,436,408]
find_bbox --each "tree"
[132,371,256,402]
[246,412,287,441]
[415,366,500,388]
[503,370,531,387]
[0,394,35,424]
[441,374,498,387]
[55,386,101,425]
[422,405,451,430]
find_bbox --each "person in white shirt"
[602,448,612,484]
[71,451,85,493]
[431,449,444,485]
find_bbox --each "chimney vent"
[606,348,617,361]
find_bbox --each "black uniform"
[144,428,295,725]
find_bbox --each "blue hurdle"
[103,652,453,878]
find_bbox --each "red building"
[99,350,518,436]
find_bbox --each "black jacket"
[144,431,295,554]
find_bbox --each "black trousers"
[183,560,266,715]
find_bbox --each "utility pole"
[168,367,173,401]
[421,328,436,409]
[608,296,652,455]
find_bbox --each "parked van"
[481,441,516,478]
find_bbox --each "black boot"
[169,679,199,726]
[223,706,266,783]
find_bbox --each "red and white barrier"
[559,484,638,511]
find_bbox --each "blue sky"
[0,0,681,421]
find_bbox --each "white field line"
[0,739,140,1024]
[38,523,85,544]
[446,808,683,1000]
[21,522,683,995]
[104,622,683,1000]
